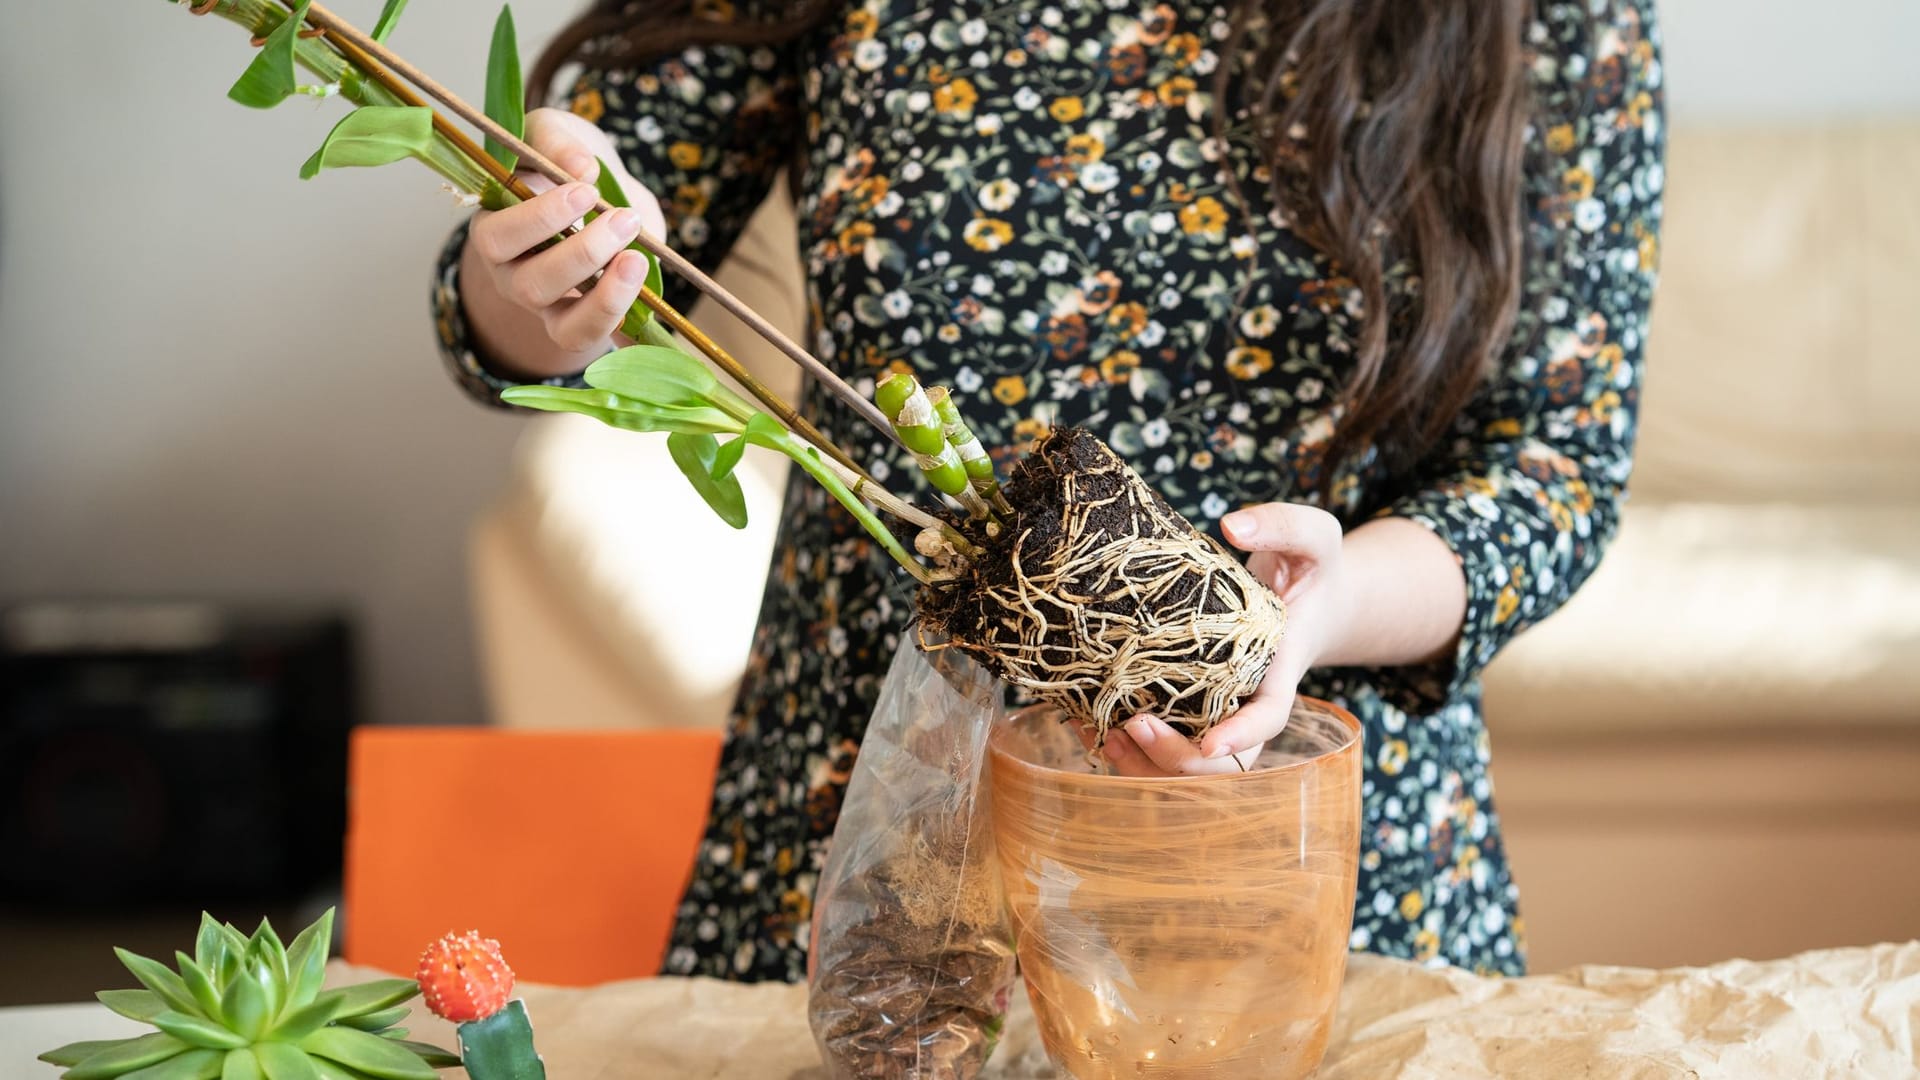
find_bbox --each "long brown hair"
[533,0,1535,478]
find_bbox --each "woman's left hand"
[1092,502,1353,777]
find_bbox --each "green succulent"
[39,909,459,1080]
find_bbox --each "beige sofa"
[468,122,1920,972]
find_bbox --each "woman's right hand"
[459,107,668,380]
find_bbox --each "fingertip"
[1123,716,1156,747]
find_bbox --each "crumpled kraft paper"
[329,940,1920,1079]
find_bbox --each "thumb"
[1221,502,1342,555]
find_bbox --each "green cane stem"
[926,385,1014,516]
[875,373,993,521]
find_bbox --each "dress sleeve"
[432,15,803,408]
[1375,0,1665,703]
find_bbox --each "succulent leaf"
[283,909,334,1011]
[98,989,169,1023]
[385,1042,459,1070]
[300,1027,437,1080]
[249,920,290,986]
[39,1039,128,1068]
[115,949,204,1018]
[220,1048,262,1080]
[63,1032,191,1080]
[319,979,419,1020]
[216,926,251,984]
[374,1028,407,1040]
[152,1011,249,1051]
[220,965,270,1041]
[175,953,228,1023]
[195,916,230,976]
[252,1043,322,1080]
[117,1047,223,1080]
[307,1061,377,1080]
[269,998,340,1043]
[336,1006,407,1032]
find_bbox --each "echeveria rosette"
[38,909,459,1080]
[416,932,545,1080]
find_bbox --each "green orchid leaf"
[371,0,408,43]
[220,964,270,1041]
[195,914,230,976]
[336,1006,407,1032]
[483,5,525,171]
[742,411,792,447]
[253,1042,323,1080]
[591,156,665,326]
[386,1041,460,1069]
[709,433,750,482]
[98,988,168,1023]
[152,1012,249,1051]
[176,952,227,1022]
[116,1047,224,1080]
[39,1039,130,1068]
[299,107,436,181]
[318,979,419,1020]
[221,1048,262,1080]
[300,1027,436,1080]
[268,997,339,1042]
[499,385,741,436]
[115,949,203,1017]
[668,432,750,529]
[582,345,735,411]
[283,909,334,1011]
[227,0,312,108]
[63,1033,191,1080]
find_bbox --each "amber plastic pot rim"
[989,696,1363,790]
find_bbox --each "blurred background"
[3,0,1917,1004]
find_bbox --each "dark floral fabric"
[433,0,1664,982]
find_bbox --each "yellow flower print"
[1563,165,1595,200]
[1400,890,1425,921]
[1597,342,1625,380]
[692,0,734,19]
[672,183,709,219]
[1593,388,1622,423]
[837,220,875,254]
[1380,738,1409,776]
[570,87,605,124]
[1190,449,1213,470]
[1164,32,1202,66]
[993,375,1028,405]
[1568,478,1595,514]
[1156,75,1196,107]
[668,141,704,170]
[885,359,915,378]
[853,175,889,211]
[1549,500,1573,534]
[844,8,877,38]
[1238,304,1279,339]
[1545,122,1575,154]
[1493,584,1520,625]
[1225,345,1273,380]
[1636,224,1660,271]
[935,78,978,114]
[1107,301,1149,338]
[1100,350,1140,383]
[964,217,1015,252]
[1414,929,1440,961]
[1065,133,1105,164]
[1049,96,1084,122]
[1179,195,1228,237]
[937,324,962,343]
[1484,417,1522,438]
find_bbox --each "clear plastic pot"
[988,699,1362,1079]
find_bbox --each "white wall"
[2,0,1916,729]
[0,0,583,727]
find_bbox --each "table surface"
[10,942,1918,1078]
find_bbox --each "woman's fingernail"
[1125,717,1155,746]
[614,253,641,283]
[1222,510,1257,542]
[563,184,595,213]
[609,208,642,236]
[1205,740,1236,760]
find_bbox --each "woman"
[433,0,1663,980]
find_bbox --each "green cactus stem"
[454,1000,546,1080]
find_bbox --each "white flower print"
[881,290,912,318]
[1141,418,1170,447]
[980,178,1019,211]
[1239,304,1278,338]
[1079,162,1120,193]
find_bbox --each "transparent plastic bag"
[807,641,1018,1079]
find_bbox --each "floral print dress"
[434,0,1664,981]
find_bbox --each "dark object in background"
[0,602,356,908]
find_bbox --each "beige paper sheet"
[331,940,1920,1078]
